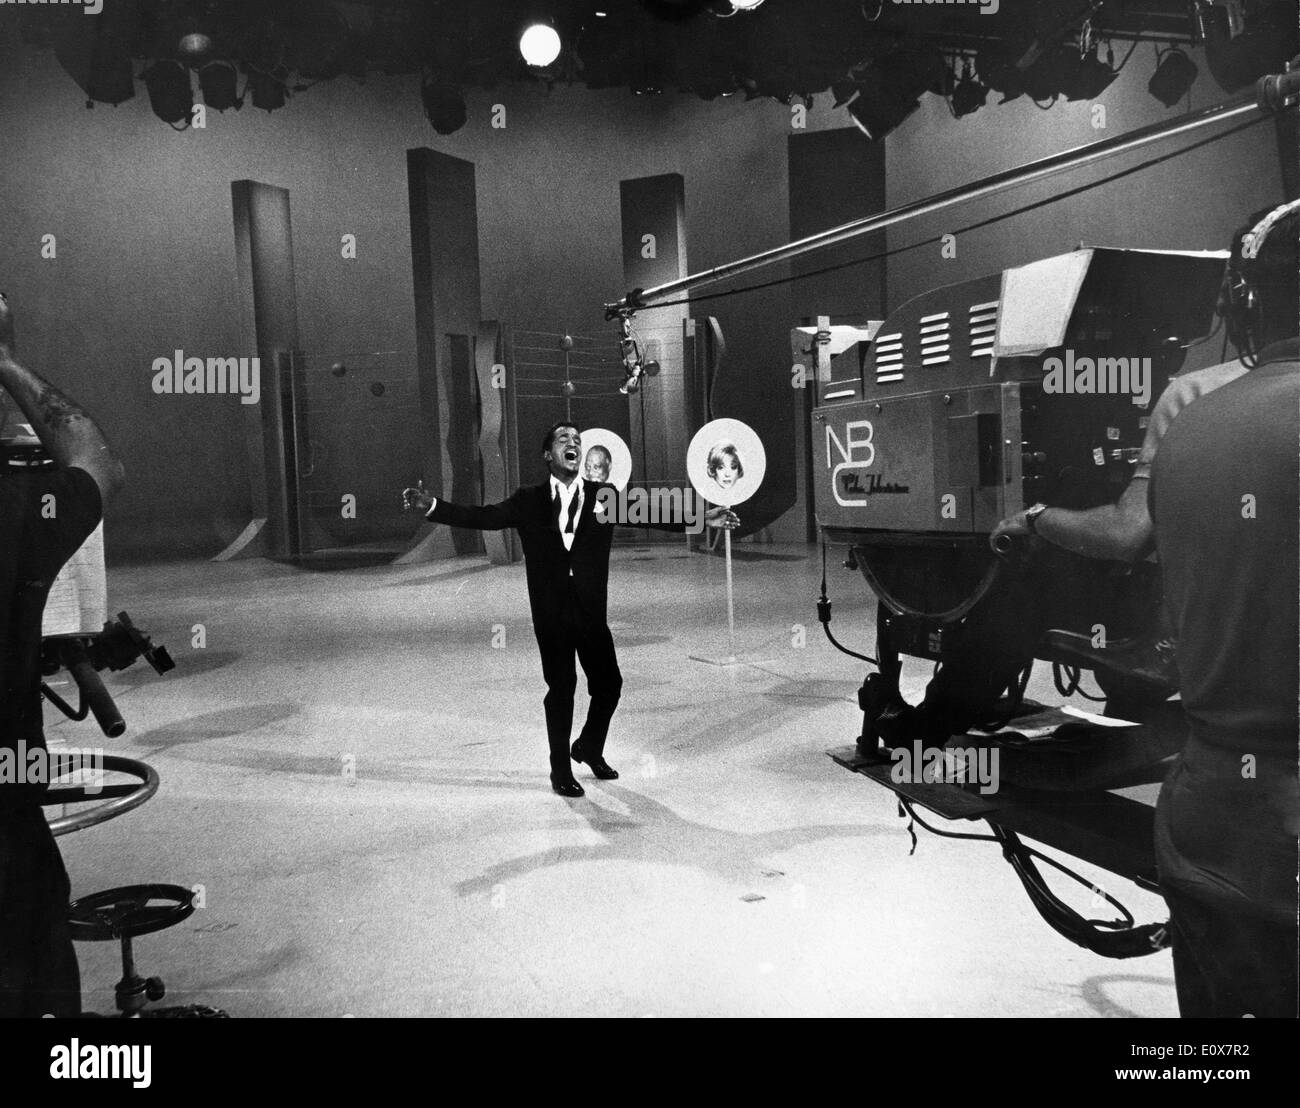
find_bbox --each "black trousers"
[1162,887,1298,1018]
[0,801,81,1018]
[1155,742,1299,1018]
[534,584,623,776]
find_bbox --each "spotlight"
[248,69,287,112]
[198,61,241,112]
[56,45,135,107]
[977,46,1025,103]
[1148,47,1198,107]
[519,23,562,67]
[830,80,859,107]
[421,76,467,135]
[53,16,136,107]
[178,32,214,62]
[844,48,943,140]
[142,60,193,126]
[950,61,987,117]
[1059,45,1118,101]
[847,92,920,141]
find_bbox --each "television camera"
[801,247,1228,957]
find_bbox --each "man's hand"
[704,507,740,530]
[988,511,1033,552]
[401,479,435,513]
[0,291,15,351]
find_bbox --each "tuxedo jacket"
[428,480,683,628]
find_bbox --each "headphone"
[1220,198,1300,366]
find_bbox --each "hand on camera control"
[989,502,1048,554]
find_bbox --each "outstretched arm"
[638,506,740,534]
[402,480,529,531]
[0,293,125,506]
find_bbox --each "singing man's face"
[547,426,582,480]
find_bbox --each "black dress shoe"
[550,775,584,798]
[571,742,619,780]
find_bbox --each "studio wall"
[0,20,1284,561]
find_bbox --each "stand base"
[687,650,777,668]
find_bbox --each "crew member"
[0,292,125,1016]
[1146,200,1299,1017]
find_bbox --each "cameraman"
[0,292,124,1017]
[1147,200,1299,1017]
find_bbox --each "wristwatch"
[1024,502,1050,533]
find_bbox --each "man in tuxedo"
[404,422,738,797]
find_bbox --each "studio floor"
[47,541,1177,1018]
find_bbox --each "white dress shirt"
[550,475,583,554]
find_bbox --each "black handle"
[67,658,125,738]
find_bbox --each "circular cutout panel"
[579,427,632,490]
[687,418,766,508]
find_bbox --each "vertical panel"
[230,179,303,558]
[407,148,484,556]
[619,173,688,503]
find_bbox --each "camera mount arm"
[602,60,1298,319]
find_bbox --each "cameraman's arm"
[1032,480,1154,562]
[0,350,125,507]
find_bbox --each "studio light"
[1148,48,1198,107]
[1059,45,1118,101]
[52,17,136,108]
[421,76,467,135]
[845,47,944,141]
[198,60,242,112]
[142,60,193,126]
[87,55,136,106]
[59,48,135,107]
[830,80,859,108]
[950,61,987,117]
[847,91,920,141]
[519,23,562,67]
[247,70,287,113]
[178,32,214,61]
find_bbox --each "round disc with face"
[687,418,766,508]
[577,427,633,489]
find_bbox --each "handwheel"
[42,754,158,837]
[67,884,196,942]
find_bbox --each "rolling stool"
[46,754,228,1018]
